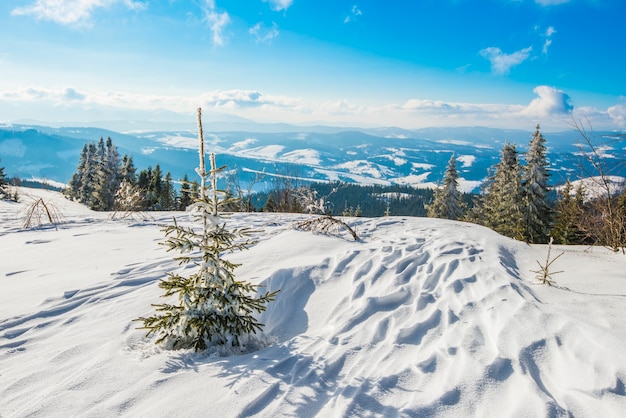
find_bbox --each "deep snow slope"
[1,188,625,417]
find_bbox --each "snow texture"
[1,188,626,417]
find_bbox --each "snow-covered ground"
[1,187,626,417]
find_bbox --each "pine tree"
[92,137,122,211]
[178,173,193,210]
[473,143,524,239]
[149,164,163,210]
[428,154,466,220]
[80,142,98,208]
[522,125,552,243]
[0,158,8,199]
[137,108,279,352]
[120,155,137,185]
[67,138,126,211]
[160,172,177,210]
[137,166,152,190]
[552,180,586,245]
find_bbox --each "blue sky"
[0,0,624,130]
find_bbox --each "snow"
[2,188,626,417]
[456,155,476,168]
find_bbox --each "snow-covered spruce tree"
[66,137,129,211]
[428,154,466,220]
[92,137,122,211]
[120,155,137,185]
[473,143,524,239]
[137,108,278,352]
[522,124,553,243]
[0,158,8,199]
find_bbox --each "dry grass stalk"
[531,237,565,286]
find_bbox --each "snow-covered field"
[1,188,626,417]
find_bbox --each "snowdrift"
[1,188,626,417]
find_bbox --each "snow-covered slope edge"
[1,189,625,417]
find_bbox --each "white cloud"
[541,26,556,55]
[201,0,231,46]
[0,86,303,114]
[0,85,621,131]
[344,5,363,24]
[521,85,574,117]
[11,0,146,26]
[479,46,532,75]
[542,39,553,55]
[199,90,303,110]
[319,100,366,114]
[0,86,85,102]
[249,22,279,44]
[63,87,86,101]
[608,104,626,126]
[263,0,293,12]
[400,99,521,116]
[535,0,570,5]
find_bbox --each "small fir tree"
[428,154,466,220]
[137,108,278,352]
[522,125,552,243]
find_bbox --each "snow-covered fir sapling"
[136,108,279,352]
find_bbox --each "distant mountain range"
[1,123,624,193]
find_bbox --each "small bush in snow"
[21,197,64,229]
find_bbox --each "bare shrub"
[570,116,626,252]
[111,180,151,220]
[22,197,64,228]
[294,214,359,241]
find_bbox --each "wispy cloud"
[344,5,363,24]
[479,46,533,75]
[535,0,570,5]
[249,22,279,44]
[11,0,146,26]
[263,0,293,12]
[541,26,557,55]
[0,86,87,102]
[0,86,302,116]
[521,85,574,117]
[201,0,231,46]
[200,90,300,109]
